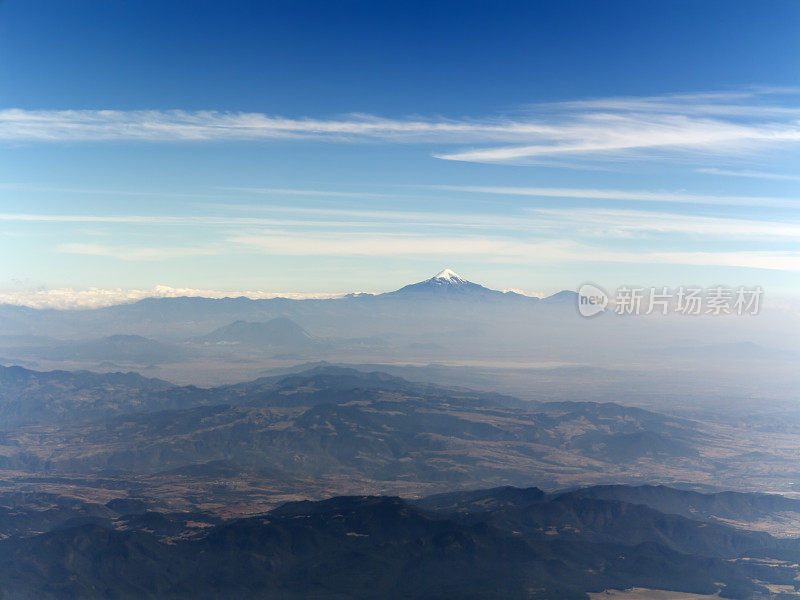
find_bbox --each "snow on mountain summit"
[431,269,466,283]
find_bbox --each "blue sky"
[1,0,800,306]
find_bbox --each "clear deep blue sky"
[1,0,799,304]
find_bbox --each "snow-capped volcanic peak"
[431,269,465,283]
[385,268,497,296]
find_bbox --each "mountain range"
[2,483,800,599]
[0,270,795,410]
[2,364,798,514]
[0,269,564,341]
[1,360,800,598]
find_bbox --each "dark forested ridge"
[1,486,799,600]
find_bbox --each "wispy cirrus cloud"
[225,232,800,271]
[216,187,403,198]
[2,88,800,165]
[530,208,800,239]
[8,203,800,240]
[0,108,552,142]
[227,232,575,258]
[430,185,800,208]
[49,219,800,272]
[696,167,800,182]
[0,183,222,198]
[58,243,221,260]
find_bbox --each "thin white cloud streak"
[2,89,800,164]
[228,232,575,258]
[0,209,554,234]
[0,109,556,142]
[0,212,295,227]
[0,286,345,310]
[217,187,403,199]
[55,233,585,266]
[0,183,394,202]
[21,225,800,302]
[644,251,800,272]
[182,201,800,240]
[435,116,800,163]
[433,185,800,208]
[58,243,221,260]
[0,212,429,229]
[529,208,800,239]
[540,88,800,118]
[226,233,800,272]
[0,183,223,198]
[696,168,800,182]
[6,202,800,241]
